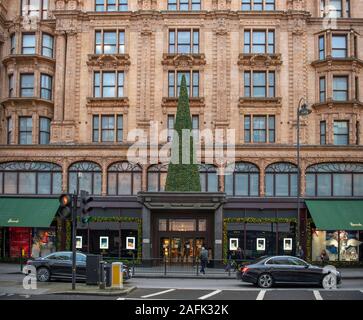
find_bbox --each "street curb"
[47,286,136,297]
[133,275,363,280]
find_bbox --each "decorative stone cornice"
[1,97,54,113]
[312,100,363,112]
[55,0,83,11]
[239,97,282,110]
[311,57,363,72]
[87,54,131,70]
[162,54,206,70]
[238,54,282,69]
[86,97,130,113]
[161,97,205,115]
[2,54,56,68]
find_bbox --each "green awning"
[0,198,59,227]
[306,200,363,230]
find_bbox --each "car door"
[75,253,87,279]
[266,257,294,283]
[286,257,319,284]
[53,252,73,278]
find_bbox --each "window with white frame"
[94,71,125,98]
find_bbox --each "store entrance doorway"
[160,237,205,263]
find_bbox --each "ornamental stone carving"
[238,54,282,69]
[55,0,83,11]
[162,54,206,70]
[87,54,131,70]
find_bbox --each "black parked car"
[26,251,131,282]
[240,256,341,288]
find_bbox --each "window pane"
[275,174,288,196]
[38,172,51,194]
[4,172,17,194]
[306,174,315,196]
[108,172,117,195]
[93,172,102,195]
[333,174,352,196]
[317,174,332,196]
[250,173,259,196]
[148,172,158,191]
[133,172,142,194]
[52,172,62,194]
[79,172,93,194]
[265,174,273,196]
[225,174,233,196]
[19,172,36,194]
[207,172,218,192]
[118,172,131,195]
[235,173,248,196]
[353,174,363,196]
[178,31,191,54]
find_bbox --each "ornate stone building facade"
[0,1,362,263]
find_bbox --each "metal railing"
[102,256,249,277]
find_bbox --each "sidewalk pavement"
[1,263,363,280]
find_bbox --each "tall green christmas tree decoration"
[165,75,201,192]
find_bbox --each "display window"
[312,230,363,262]
[31,228,57,258]
[9,227,31,258]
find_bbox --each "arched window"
[199,164,218,192]
[306,163,363,197]
[265,162,298,197]
[225,162,259,196]
[0,162,62,195]
[107,162,142,195]
[68,162,102,195]
[147,164,168,192]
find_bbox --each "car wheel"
[321,273,337,289]
[37,267,51,282]
[257,273,273,289]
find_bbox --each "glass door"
[182,238,194,263]
[170,237,182,262]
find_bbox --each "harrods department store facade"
[0,0,363,263]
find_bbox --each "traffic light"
[58,194,72,219]
[80,190,93,224]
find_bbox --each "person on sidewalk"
[199,247,209,275]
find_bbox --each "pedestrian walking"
[297,245,304,259]
[199,246,209,275]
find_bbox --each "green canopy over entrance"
[0,198,59,227]
[306,200,363,230]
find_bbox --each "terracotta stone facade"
[0,0,362,195]
[0,0,362,261]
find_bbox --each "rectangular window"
[244,115,251,143]
[245,115,275,143]
[6,117,12,145]
[22,33,36,54]
[265,0,275,10]
[42,33,54,58]
[332,35,347,58]
[119,0,128,11]
[242,0,251,10]
[320,0,326,17]
[167,115,175,142]
[244,30,251,53]
[355,77,359,100]
[180,0,189,10]
[101,115,115,142]
[93,71,124,98]
[39,117,51,144]
[169,29,199,54]
[117,115,123,142]
[19,116,33,145]
[245,30,275,54]
[244,71,275,98]
[93,115,99,142]
[40,74,53,100]
[22,0,49,19]
[319,77,326,102]
[20,74,34,97]
[253,0,263,10]
[95,30,125,54]
[330,0,342,18]
[192,0,201,10]
[8,74,14,98]
[192,114,200,141]
[95,0,105,11]
[320,121,326,145]
[268,115,275,143]
[319,35,325,60]
[253,116,267,143]
[334,120,349,145]
[168,0,177,10]
[168,71,199,97]
[333,76,348,101]
[10,34,16,54]
[346,0,351,17]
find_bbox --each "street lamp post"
[296,98,312,258]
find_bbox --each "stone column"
[214,206,223,260]
[53,32,66,122]
[142,206,151,259]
